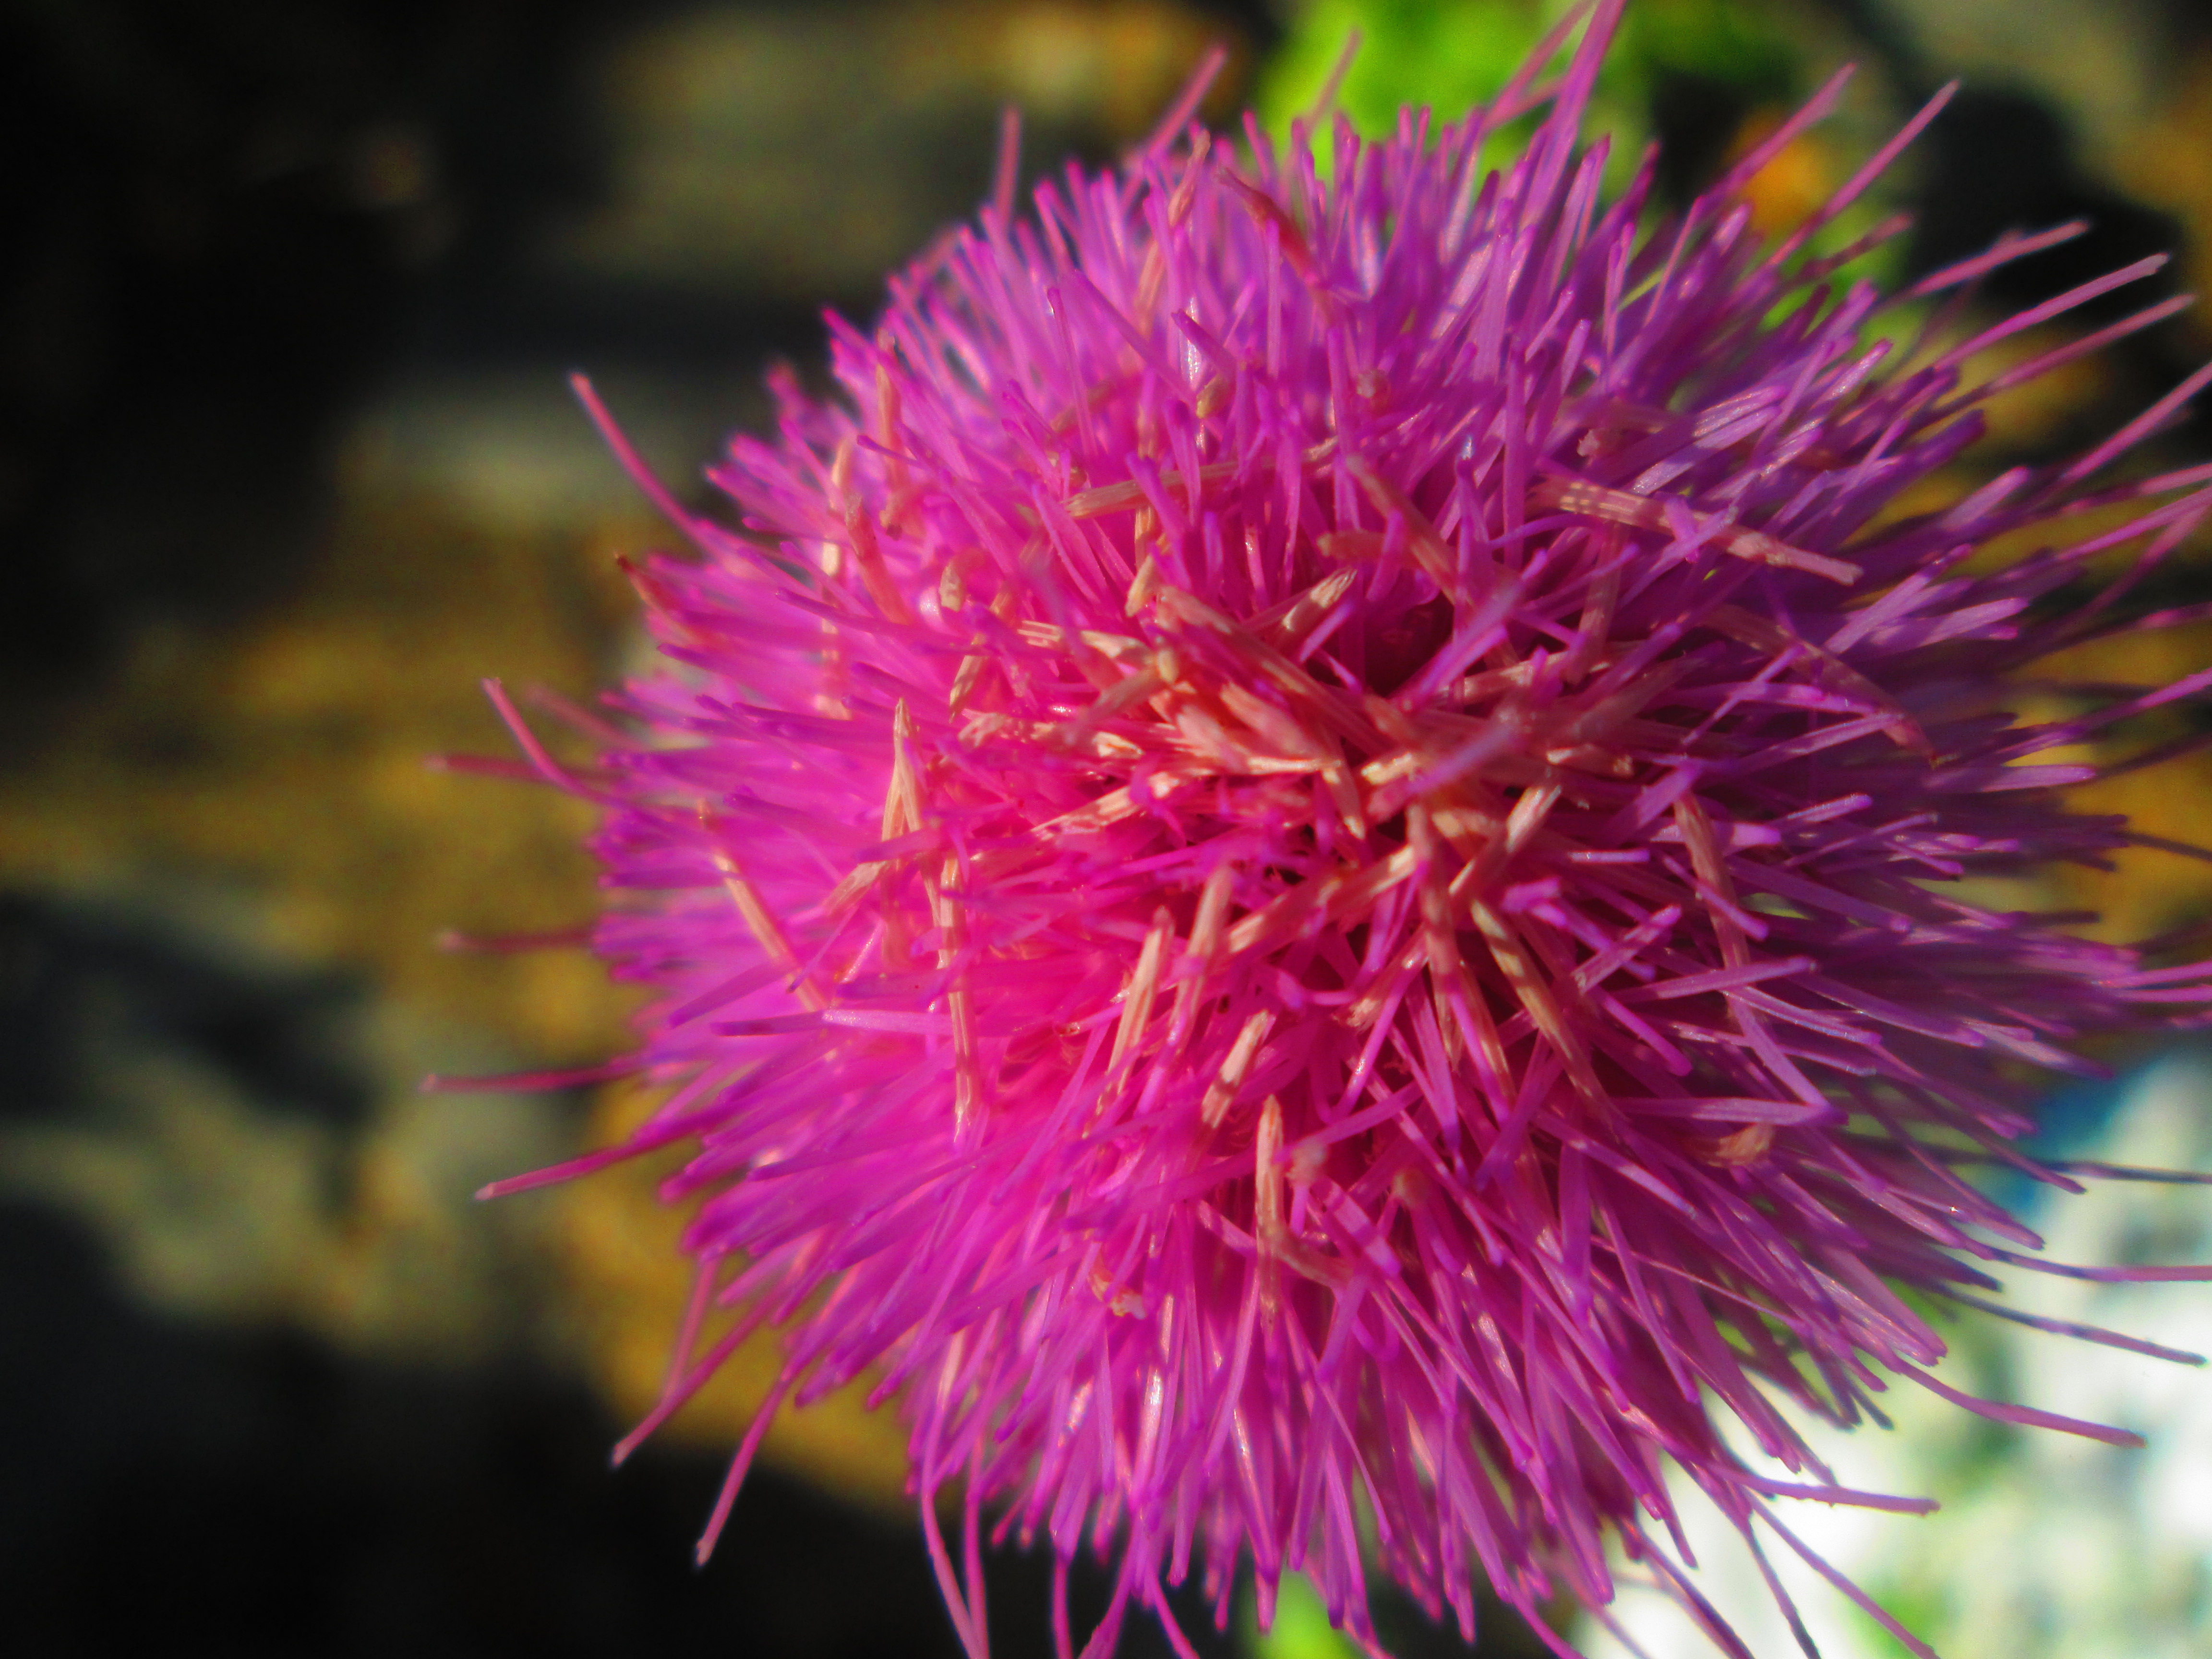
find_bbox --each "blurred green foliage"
[1256,0,1908,300]
[1243,1571,1361,1659]
[1257,0,1800,144]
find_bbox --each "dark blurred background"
[4,2,2212,1655]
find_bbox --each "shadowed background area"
[3,2,2210,1655]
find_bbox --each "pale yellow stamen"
[1202,1010,1274,1128]
[1110,908,1175,1073]
[703,805,828,1012]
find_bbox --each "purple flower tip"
[495,2,2212,1652]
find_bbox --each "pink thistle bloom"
[481,3,2212,1653]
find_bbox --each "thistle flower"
[484,3,2212,1653]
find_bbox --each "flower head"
[505,3,2212,1652]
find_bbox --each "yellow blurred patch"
[2036,626,2212,945]
[556,1078,915,1513]
[1729,111,1835,242]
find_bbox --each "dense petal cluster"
[506,5,2212,1653]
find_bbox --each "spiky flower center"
[560,19,2212,1650]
